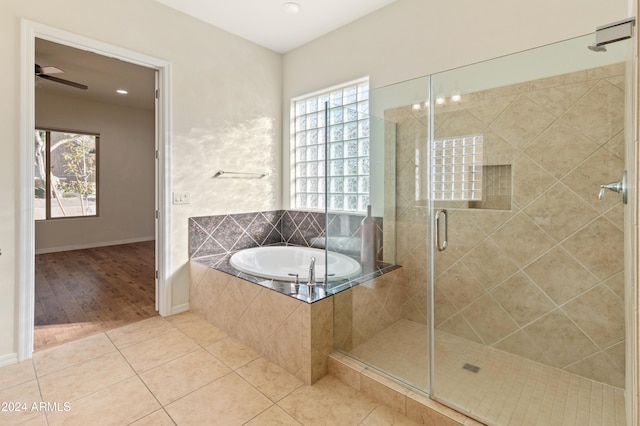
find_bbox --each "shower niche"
[468,164,512,210]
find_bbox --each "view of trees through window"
[34,129,98,220]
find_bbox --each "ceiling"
[35,38,156,110]
[35,1,397,109]
[155,0,398,53]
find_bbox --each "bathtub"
[229,246,361,282]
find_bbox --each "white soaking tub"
[229,246,361,282]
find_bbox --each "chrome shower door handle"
[598,170,627,204]
[436,209,448,251]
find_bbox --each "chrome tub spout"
[308,257,316,287]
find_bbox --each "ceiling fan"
[35,64,88,90]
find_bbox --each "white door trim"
[19,19,172,360]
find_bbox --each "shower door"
[429,34,632,425]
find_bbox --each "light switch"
[172,192,191,204]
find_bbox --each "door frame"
[18,19,173,360]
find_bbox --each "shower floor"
[347,319,625,426]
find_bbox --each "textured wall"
[387,63,625,387]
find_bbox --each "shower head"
[588,44,607,52]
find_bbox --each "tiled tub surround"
[189,209,394,302]
[189,209,397,384]
[370,63,625,389]
[190,261,333,384]
[190,261,406,387]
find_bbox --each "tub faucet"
[307,257,316,287]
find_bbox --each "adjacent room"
[33,38,158,351]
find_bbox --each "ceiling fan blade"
[35,64,63,75]
[38,74,88,90]
[39,66,64,74]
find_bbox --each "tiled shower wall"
[386,63,625,387]
[189,209,382,260]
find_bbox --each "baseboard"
[35,237,155,255]
[0,352,18,368]
[171,303,190,316]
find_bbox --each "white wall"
[281,0,630,206]
[1,0,282,362]
[35,90,155,252]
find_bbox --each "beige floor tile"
[245,405,302,425]
[166,311,228,346]
[46,376,160,426]
[120,328,200,373]
[33,333,116,376]
[165,373,272,425]
[38,351,135,403]
[106,316,172,349]
[129,409,176,425]
[279,375,378,425]
[205,336,260,370]
[0,359,36,390]
[237,357,304,402]
[140,349,230,405]
[360,405,421,425]
[18,414,48,425]
[0,380,43,424]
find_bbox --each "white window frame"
[290,77,370,213]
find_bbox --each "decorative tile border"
[189,210,382,260]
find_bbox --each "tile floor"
[0,313,420,426]
[347,319,626,426]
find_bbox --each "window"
[291,78,370,212]
[35,129,98,220]
[432,135,483,201]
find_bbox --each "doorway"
[33,38,157,351]
[19,20,172,360]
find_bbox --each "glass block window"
[432,135,483,200]
[291,78,370,212]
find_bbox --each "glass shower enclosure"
[332,32,633,426]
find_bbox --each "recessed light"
[116,89,128,95]
[282,2,301,15]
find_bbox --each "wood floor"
[34,241,157,352]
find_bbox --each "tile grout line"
[157,318,303,425]
[156,317,268,417]
[113,317,223,425]
[107,323,179,412]
[32,357,50,426]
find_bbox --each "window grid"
[292,80,370,212]
[432,135,483,201]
